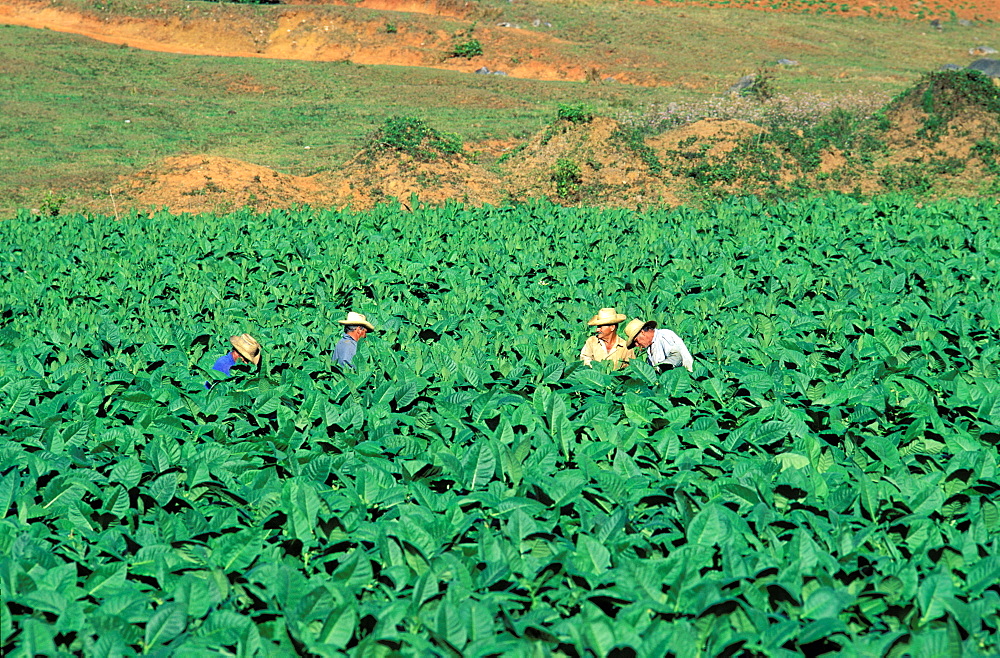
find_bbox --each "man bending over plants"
[206,333,262,388]
[624,319,694,372]
[333,311,375,369]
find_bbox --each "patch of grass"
[973,139,1000,175]
[610,125,662,174]
[880,164,933,195]
[4,0,1000,213]
[0,25,688,215]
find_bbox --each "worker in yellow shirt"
[579,307,634,370]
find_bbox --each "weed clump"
[552,159,582,200]
[362,116,462,162]
[556,104,594,124]
[449,40,483,59]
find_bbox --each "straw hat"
[338,311,375,332]
[624,319,658,347]
[587,307,627,326]
[229,333,262,365]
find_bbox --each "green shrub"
[449,40,483,59]
[556,103,594,124]
[742,67,777,101]
[552,158,582,199]
[363,116,462,162]
[39,191,65,217]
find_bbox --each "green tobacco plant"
[2,197,1000,655]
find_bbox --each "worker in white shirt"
[624,318,694,372]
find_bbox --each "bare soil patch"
[649,118,766,160]
[318,150,505,209]
[112,155,336,214]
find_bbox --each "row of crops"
[3,195,1000,656]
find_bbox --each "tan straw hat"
[338,311,375,332]
[229,333,262,365]
[587,307,627,326]
[623,319,655,347]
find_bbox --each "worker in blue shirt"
[207,333,261,387]
[333,312,375,368]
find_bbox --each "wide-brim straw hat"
[230,333,262,365]
[338,311,375,332]
[624,319,657,347]
[587,307,627,326]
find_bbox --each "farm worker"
[579,307,634,370]
[624,318,694,372]
[333,311,375,368]
[206,333,262,387]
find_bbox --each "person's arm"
[580,337,596,366]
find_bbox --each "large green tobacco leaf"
[3,196,1000,654]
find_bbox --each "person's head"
[229,333,262,366]
[587,307,626,339]
[625,319,657,349]
[338,311,375,340]
[343,324,369,341]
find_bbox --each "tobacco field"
[2,195,1000,656]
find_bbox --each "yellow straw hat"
[624,319,658,347]
[229,333,262,365]
[587,307,627,326]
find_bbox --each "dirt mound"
[649,118,766,160]
[500,116,680,207]
[877,70,1000,192]
[113,155,336,214]
[318,150,504,209]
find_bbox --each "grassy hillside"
[1,0,997,213]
